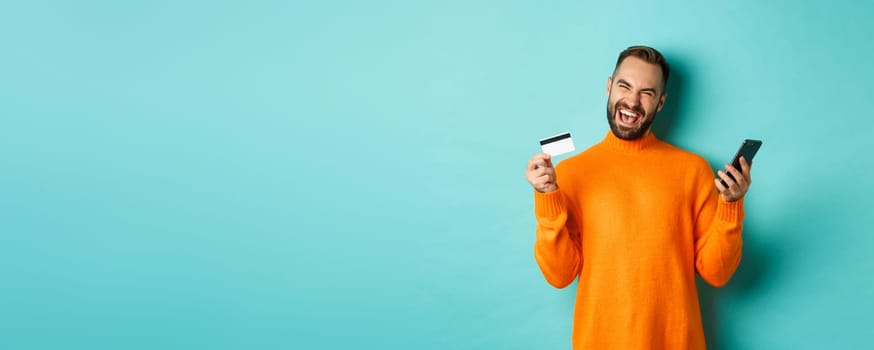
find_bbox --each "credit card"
[539,132,575,157]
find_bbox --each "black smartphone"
[720,139,762,187]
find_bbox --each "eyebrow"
[616,79,659,94]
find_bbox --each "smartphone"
[720,139,762,187]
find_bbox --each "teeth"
[620,110,637,117]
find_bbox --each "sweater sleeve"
[692,170,745,288]
[533,189,583,288]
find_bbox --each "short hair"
[614,45,670,90]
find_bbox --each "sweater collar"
[601,130,659,152]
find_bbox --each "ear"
[606,77,613,97]
[656,92,667,112]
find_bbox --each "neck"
[602,130,659,152]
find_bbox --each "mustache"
[614,102,645,115]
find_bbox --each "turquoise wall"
[3,1,873,349]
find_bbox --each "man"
[524,46,752,349]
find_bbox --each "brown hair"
[614,46,670,90]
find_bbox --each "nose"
[625,92,641,107]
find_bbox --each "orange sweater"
[534,131,744,349]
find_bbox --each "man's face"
[606,56,667,140]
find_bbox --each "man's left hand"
[715,156,752,202]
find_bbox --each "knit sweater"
[533,131,744,350]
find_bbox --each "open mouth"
[616,108,642,128]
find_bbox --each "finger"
[717,170,737,188]
[527,157,542,171]
[724,164,745,186]
[739,156,752,183]
[714,178,728,193]
[544,166,556,178]
[536,173,553,183]
[535,156,553,170]
[526,166,545,182]
[525,171,541,184]
[535,175,554,188]
[528,154,551,171]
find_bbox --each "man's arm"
[533,189,582,288]
[526,154,582,288]
[693,157,753,287]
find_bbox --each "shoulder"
[551,143,601,193]
[654,141,713,177]
[554,143,601,173]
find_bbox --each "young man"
[525,46,752,349]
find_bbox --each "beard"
[606,99,656,140]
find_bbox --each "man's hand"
[715,156,752,202]
[526,153,558,193]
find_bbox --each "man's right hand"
[526,153,558,193]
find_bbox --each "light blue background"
[2,1,873,349]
